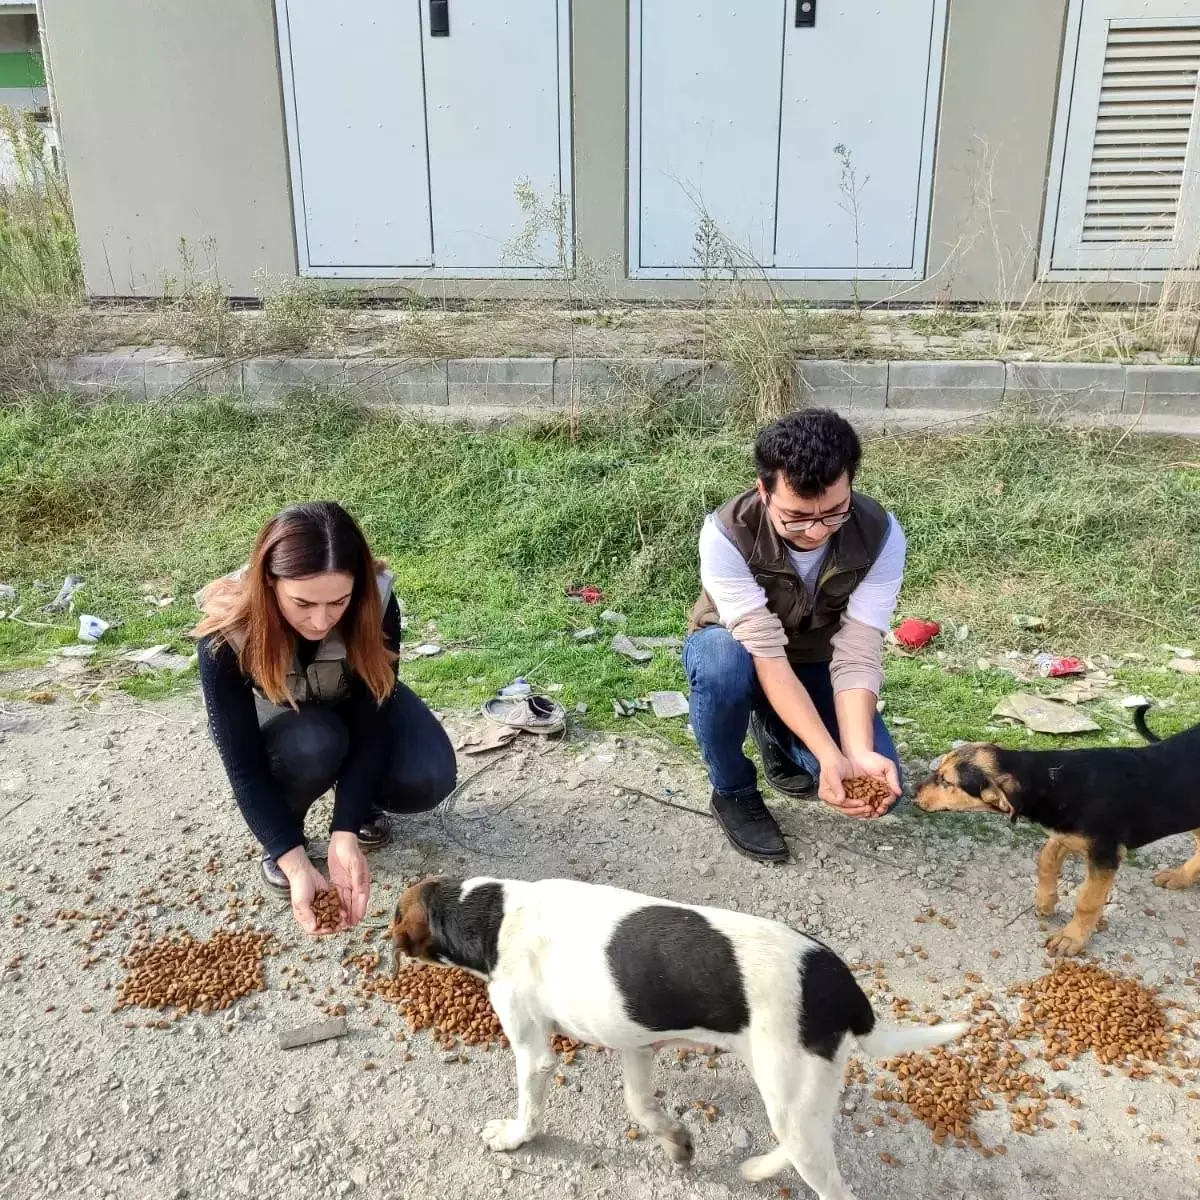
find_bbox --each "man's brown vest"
[688,489,889,664]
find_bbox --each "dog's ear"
[957,759,1015,816]
[391,881,435,969]
[981,782,1015,817]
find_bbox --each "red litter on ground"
[1039,655,1086,678]
[566,584,605,605]
[892,618,941,650]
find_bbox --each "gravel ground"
[1,682,1198,1200]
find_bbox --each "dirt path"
[1,684,1197,1200]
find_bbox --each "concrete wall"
[41,0,1079,302]
[40,0,296,296]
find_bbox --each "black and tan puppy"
[915,706,1200,956]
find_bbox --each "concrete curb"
[33,352,1200,436]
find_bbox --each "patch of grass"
[0,394,1198,747]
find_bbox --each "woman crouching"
[194,501,456,933]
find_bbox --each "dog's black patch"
[954,761,992,798]
[798,945,875,1060]
[606,906,749,1034]
[426,880,506,976]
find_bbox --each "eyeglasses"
[770,501,853,534]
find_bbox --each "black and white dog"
[393,877,966,1200]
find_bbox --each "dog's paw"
[1045,931,1087,957]
[739,1149,789,1184]
[1034,895,1057,918]
[657,1122,693,1166]
[481,1118,532,1153]
[1153,867,1196,890]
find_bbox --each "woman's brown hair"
[193,502,396,705]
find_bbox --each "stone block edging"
[33,352,1200,434]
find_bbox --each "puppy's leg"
[481,983,556,1153]
[743,1049,856,1200]
[1154,830,1200,890]
[620,1047,693,1165]
[1035,835,1074,917]
[1046,847,1120,957]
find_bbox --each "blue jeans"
[682,625,901,799]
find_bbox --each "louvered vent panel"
[1083,22,1200,243]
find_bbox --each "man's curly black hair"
[754,409,862,497]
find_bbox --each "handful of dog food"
[312,889,344,934]
[843,775,894,814]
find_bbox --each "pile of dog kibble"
[361,957,585,1059]
[843,775,894,814]
[312,889,344,935]
[855,959,1196,1158]
[114,927,274,1016]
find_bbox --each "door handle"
[795,0,816,26]
[430,0,449,37]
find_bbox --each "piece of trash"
[59,645,96,659]
[647,691,689,719]
[611,634,653,664]
[1035,654,1086,679]
[600,610,627,626]
[612,698,649,718]
[892,618,941,650]
[77,615,110,643]
[499,678,532,698]
[1121,694,1153,709]
[410,643,443,658]
[458,725,520,756]
[42,575,83,614]
[566,584,605,605]
[0,584,15,603]
[572,627,598,643]
[1057,682,1106,705]
[1161,645,1194,659]
[992,692,1099,735]
[1168,657,1200,676]
[574,702,588,715]
[955,625,970,642]
[123,646,194,673]
[1011,614,1045,631]
[278,1016,348,1051]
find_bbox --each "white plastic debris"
[77,615,109,643]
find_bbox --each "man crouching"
[685,410,905,863]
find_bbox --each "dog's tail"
[1131,703,1161,744]
[855,1020,970,1059]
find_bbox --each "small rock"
[845,945,864,965]
[349,1166,368,1188]
[600,610,626,625]
[611,634,653,664]
[731,1127,751,1150]
[573,627,598,643]
[283,1095,309,1116]
[75,1150,93,1168]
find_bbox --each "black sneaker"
[709,789,789,863]
[749,712,815,798]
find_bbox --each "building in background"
[34,0,1200,301]
[0,0,55,182]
